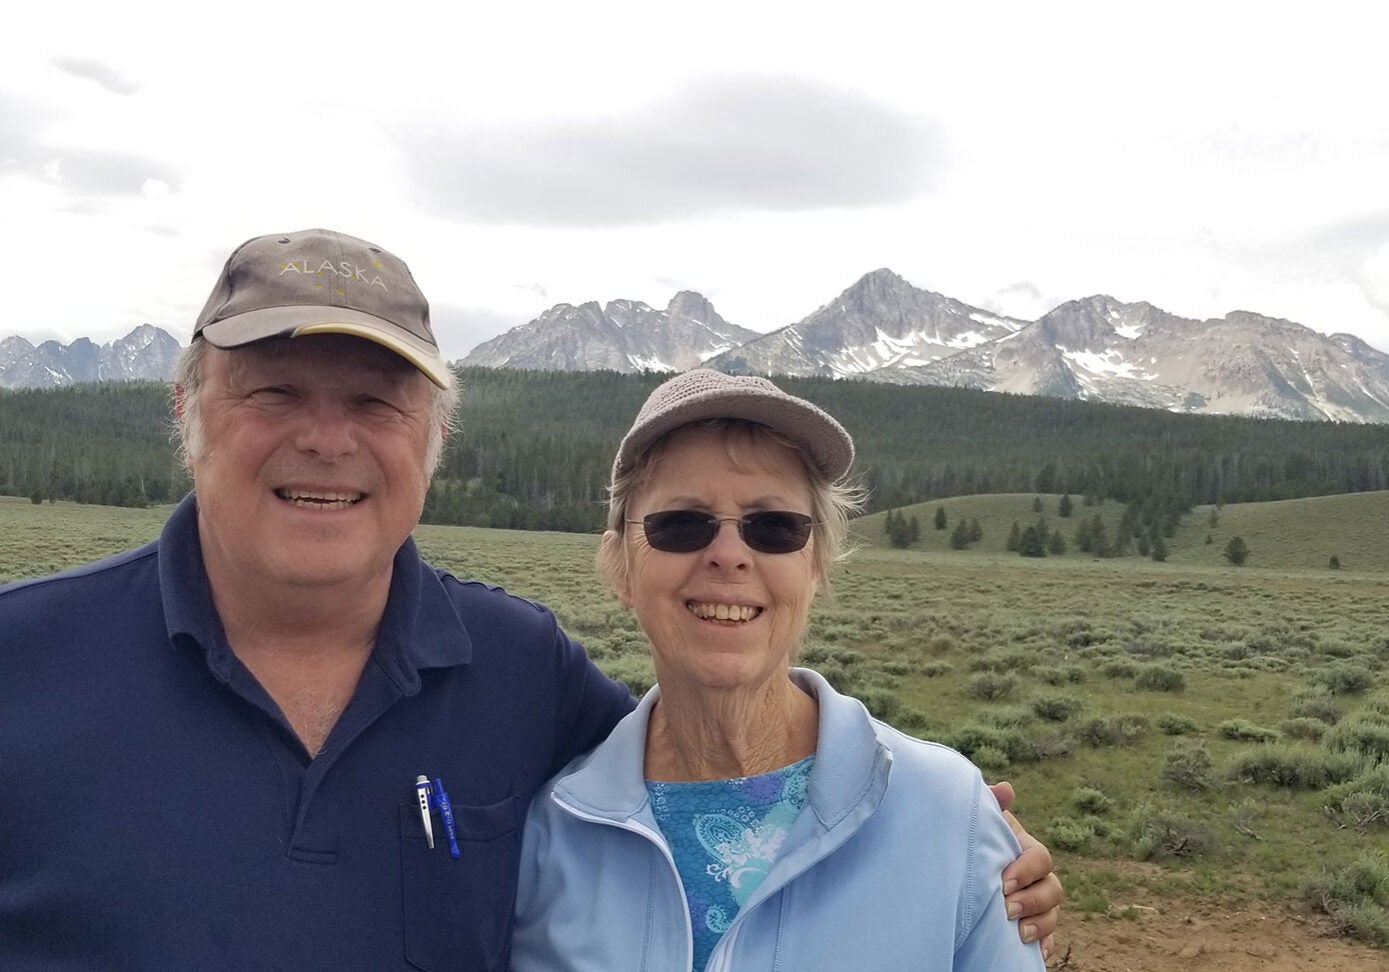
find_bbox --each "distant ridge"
[8,271,1389,425]
[465,271,1389,424]
[0,325,182,389]
[6,368,1388,526]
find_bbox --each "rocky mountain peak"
[850,267,911,294]
[666,290,714,317]
[0,326,184,389]
[460,290,757,373]
[836,268,930,315]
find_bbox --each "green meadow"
[4,492,1387,945]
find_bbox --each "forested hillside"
[2,367,1387,531]
[0,382,183,507]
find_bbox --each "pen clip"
[414,775,434,849]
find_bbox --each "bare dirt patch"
[1049,896,1384,971]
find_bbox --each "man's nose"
[293,402,359,460]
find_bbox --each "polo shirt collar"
[373,543,473,686]
[159,493,473,686]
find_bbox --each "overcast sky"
[4,1,1388,359]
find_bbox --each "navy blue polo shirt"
[0,495,635,971]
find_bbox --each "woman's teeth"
[687,602,758,622]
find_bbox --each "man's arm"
[990,781,1062,962]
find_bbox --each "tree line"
[2,367,1388,530]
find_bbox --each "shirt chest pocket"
[400,795,522,971]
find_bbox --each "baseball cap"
[612,369,854,482]
[193,228,450,388]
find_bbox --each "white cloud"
[1360,244,1389,314]
[402,77,939,227]
[1,0,1387,358]
[50,56,140,96]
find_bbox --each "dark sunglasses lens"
[640,510,814,554]
[642,511,717,552]
[742,512,813,553]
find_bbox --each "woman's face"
[615,425,819,695]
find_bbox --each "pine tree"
[1032,496,1043,513]
[934,506,947,530]
[949,519,971,550]
[1058,493,1073,517]
[1113,527,1131,557]
[1090,515,1111,557]
[884,509,897,539]
[889,515,914,548]
[1018,525,1047,557]
[968,517,982,542]
[1224,536,1250,566]
[1119,506,1138,539]
[1074,517,1093,552]
[1047,530,1066,555]
[1150,534,1168,562]
[1006,521,1022,552]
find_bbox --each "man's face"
[189,335,436,595]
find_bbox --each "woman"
[512,371,1049,971]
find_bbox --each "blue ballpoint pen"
[432,777,461,859]
[414,775,434,849]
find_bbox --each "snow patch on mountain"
[1064,348,1155,380]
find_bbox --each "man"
[0,228,1059,969]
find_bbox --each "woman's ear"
[601,530,635,608]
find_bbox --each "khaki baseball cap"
[193,228,450,388]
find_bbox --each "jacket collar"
[549,668,890,829]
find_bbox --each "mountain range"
[6,272,1389,424]
[460,269,1389,423]
[0,324,182,389]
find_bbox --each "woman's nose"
[702,518,751,570]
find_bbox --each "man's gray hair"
[171,339,458,476]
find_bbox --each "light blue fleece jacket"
[512,668,1045,972]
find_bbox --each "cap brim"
[616,386,853,481]
[199,307,451,388]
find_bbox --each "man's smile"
[273,488,365,510]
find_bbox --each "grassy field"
[4,492,1387,945]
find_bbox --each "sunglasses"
[628,510,815,554]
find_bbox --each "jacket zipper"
[551,795,697,972]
